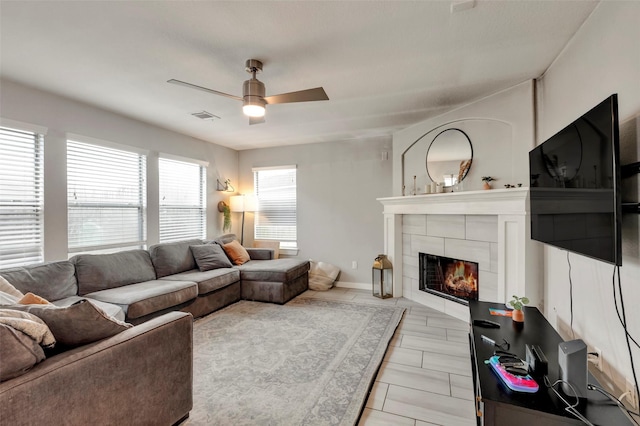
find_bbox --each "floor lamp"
[229,194,257,245]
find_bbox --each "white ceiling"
[0,1,598,150]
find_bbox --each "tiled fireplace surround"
[378,188,542,322]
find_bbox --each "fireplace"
[419,253,479,305]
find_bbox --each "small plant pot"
[483,182,491,190]
[512,309,524,323]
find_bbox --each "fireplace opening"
[419,253,479,305]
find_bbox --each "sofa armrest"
[0,311,193,426]
[246,247,274,260]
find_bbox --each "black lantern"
[372,254,393,299]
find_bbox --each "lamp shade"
[229,195,244,212]
[229,194,258,212]
[243,194,258,212]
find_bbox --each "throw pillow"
[222,240,251,266]
[0,323,46,382]
[0,276,24,298]
[8,299,132,347]
[190,244,233,271]
[0,276,24,306]
[18,292,51,305]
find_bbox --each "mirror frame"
[425,128,473,187]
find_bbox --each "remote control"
[473,319,501,328]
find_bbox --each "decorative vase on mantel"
[482,176,495,190]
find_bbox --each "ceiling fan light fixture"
[170,58,328,125]
[242,77,266,117]
[243,99,266,117]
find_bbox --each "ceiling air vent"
[191,111,220,121]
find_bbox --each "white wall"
[0,78,239,260]
[393,80,535,195]
[537,2,640,396]
[238,137,392,286]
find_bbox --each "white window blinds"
[67,140,147,254]
[0,126,44,268]
[253,166,297,248]
[159,157,206,242]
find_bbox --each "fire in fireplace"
[419,253,479,305]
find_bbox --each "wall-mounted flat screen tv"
[529,94,621,266]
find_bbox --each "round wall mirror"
[426,128,473,187]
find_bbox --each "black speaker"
[558,339,588,398]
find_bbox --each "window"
[0,126,44,268]
[253,165,297,249]
[159,156,206,242]
[67,140,146,254]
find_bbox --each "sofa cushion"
[222,240,250,266]
[190,244,233,271]
[73,250,157,295]
[0,276,22,305]
[7,300,132,347]
[246,247,275,261]
[0,309,56,348]
[148,239,203,278]
[52,296,125,322]
[160,268,240,295]
[0,261,77,302]
[0,276,24,298]
[0,323,46,382]
[236,258,310,283]
[85,280,197,320]
[214,233,237,245]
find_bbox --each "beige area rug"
[184,298,405,425]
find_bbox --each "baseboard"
[334,282,371,291]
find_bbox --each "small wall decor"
[216,179,235,192]
[426,128,473,190]
[217,201,232,231]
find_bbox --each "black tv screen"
[529,94,621,266]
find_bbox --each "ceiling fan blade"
[167,79,242,101]
[249,116,266,125]
[264,87,329,105]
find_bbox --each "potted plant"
[509,295,529,323]
[482,176,495,190]
[218,201,232,231]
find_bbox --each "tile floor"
[299,287,477,426]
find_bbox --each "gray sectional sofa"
[0,235,310,425]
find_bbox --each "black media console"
[469,300,633,425]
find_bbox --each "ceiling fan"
[168,59,329,125]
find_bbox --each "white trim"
[66,133,149,155]
[377,188,529,216]
[252,164,297,172]
[159,152,209,168]
[1,117,48,135]
[334,281,371,291]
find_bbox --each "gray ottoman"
[237,258,310,304]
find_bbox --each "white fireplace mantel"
[378,188,542,321]
[378,188,529,216]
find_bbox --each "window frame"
[66,137,147,255]
[158,154,207,243]
[0,121,46,268]
[252,165,298,254]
